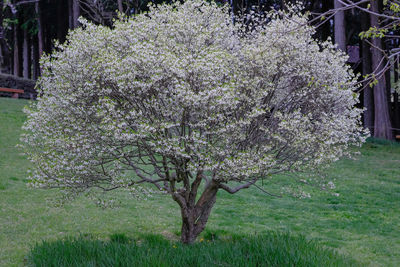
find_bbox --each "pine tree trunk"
[334,0,346,51]
[68,0,73,29]
[72,0,80,28]
[370,0,393,139]
[22,28,30,79]
[361,8,374,132]
[394,57,399,130]
[0,0,9,73]
[13,24,20,76]
[35,2,44,59]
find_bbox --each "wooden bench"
[0,87,24,98]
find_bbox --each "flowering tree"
[21,0,365,244]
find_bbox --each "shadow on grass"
[366,137,400,147]
[27,231,359,267]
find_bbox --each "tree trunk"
[394,56,399,130]
[22,29,29,79]
[334,0,346,51]
[13,23,21,76]
[361,8,374,132]
[35,2,44,60]
[32,38,39,79]
[68,0,73,29]
[22,28,30,79]
[35,1,44,76]
[370,0,393,139]
[118,0,124,13]
[180,213,197,244]
[72,0,80,28]
[0,0,10,73]
[174,180,219,244]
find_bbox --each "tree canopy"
[21,0,366,243]
[1,0,399,139]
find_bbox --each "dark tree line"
[0,0,399,139]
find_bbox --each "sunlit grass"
[1,98,400,266]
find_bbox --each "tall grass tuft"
[28,232,358,267]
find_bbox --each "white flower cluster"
[21,0,366,195]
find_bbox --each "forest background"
[0,0,399,139]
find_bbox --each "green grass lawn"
[1,97,400,266]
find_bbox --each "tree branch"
[218,178,257,194]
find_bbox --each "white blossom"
[21,0,366,203]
